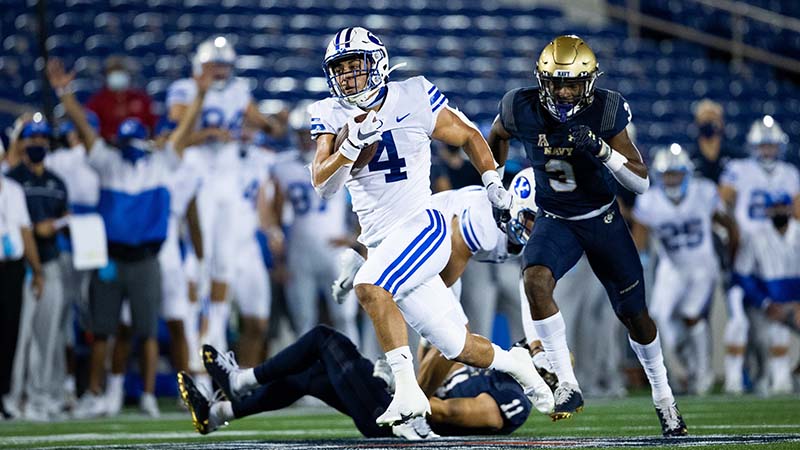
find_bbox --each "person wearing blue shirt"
[48,58,212,418]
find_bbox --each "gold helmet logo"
[535,35,602,123]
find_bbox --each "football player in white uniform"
[633,144,737,395]
[229,139,274,368]
[733,193,800,394]
[301,27,551,425]
[167,36,283,353]
[268,104,359,342]
[719,116,800,393]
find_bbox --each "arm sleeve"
[599,92,632,140]
[498,89,520,136]
[419,76,449,136]
[87,139,116,173]
[13,181,32,227]
[307,101,337,140]
[631,193,654,226]
[719,162,738,187]
[166,80,196,108]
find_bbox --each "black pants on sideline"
[0,259,25,396]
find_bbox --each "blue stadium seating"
[1,0,798,157]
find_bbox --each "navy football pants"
[523,202,647,319]
[232,325,392,438]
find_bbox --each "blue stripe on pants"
[382,211,444,294]
[374,210,436,289]
[386,211,447,295]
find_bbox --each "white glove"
[331,248,366,304]
[482,170,512,226]
[338,110,384,161]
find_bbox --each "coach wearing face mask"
[5,117,69,418]
[87,56,157,141]
[690,99,746,183]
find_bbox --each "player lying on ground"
[309,26,551,425]
[178,325,546,439]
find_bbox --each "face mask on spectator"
[698,122,721,138]
[107,70,131,91]
[25,145,47,163]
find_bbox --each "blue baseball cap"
[117,118,148,140]
[21,120,52,139]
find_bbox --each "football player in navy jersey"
[176,325,533,439]
[488,35,687,437]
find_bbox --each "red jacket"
[86,88,157,141]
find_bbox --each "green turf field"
[1,394,798,449]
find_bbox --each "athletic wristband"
[597,141,612,161]
[338,138,360,162]
[603,149,628,172]
[496,165,505,179]
[481,169,502,187]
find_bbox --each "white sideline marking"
[4,429,348,444]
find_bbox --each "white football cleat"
[376,382,430,426]
[508,347,555,414]
[392,416,439,440]
[331,249,365,304]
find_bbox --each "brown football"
[334,113,380,172]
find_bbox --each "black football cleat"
[655,399,688,437]
[550,382,584,421]
[177,371,227,435]
[201,344,244,401]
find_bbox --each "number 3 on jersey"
[545,159,577,192]
[368,131,407,183]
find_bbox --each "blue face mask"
[118,139,149,163]
[25,145,47,163]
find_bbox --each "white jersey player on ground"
[269,104,359,343]
[719,116,800,393]
[229,141,274,368]
[299,27,552,425]
[733,193,800,394]
[633,144,737,395]
[167,36,283,353]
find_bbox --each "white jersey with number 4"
[633,178,720,269]
[308,76,449,247]
[720,158,800,235]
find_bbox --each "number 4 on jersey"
[368,131,407,183]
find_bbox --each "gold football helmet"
[535,35,602,122]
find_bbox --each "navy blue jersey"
[431,367,531,435]
[499,87,631,218]
[7,165,68,263]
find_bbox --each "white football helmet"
[193,36,237,90]
[651,143,693,201]
[323,27,397,108]
[747,115,788,170]
[507,167,538,247]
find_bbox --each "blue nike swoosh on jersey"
[396,113,411,122]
